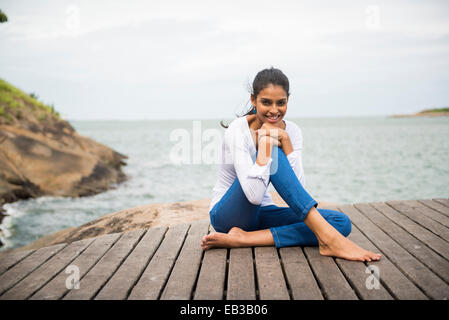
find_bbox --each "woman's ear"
[250,94,256,106]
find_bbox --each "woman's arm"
[257,122,305,186]
[256,123,293,157]
[225,127,272,205]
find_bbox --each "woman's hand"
[257,122,293,156]
[257,123,288,147]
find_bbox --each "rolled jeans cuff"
[270,227,281,248]
[301,199,318,220]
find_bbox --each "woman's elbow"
[244,189,264,205]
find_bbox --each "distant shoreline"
[391,108,449,118]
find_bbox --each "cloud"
[0,0,448,119]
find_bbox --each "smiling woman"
[204,67,382,262]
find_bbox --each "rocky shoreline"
[0,79,128,248]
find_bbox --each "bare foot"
[201,227,246,250]
[318,231,381,262]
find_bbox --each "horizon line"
[67,114,400,121]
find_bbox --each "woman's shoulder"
[225,116,247,133]
[223,116,248,141]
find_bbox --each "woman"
[201,67,381,262]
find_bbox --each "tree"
[0,9,8,23]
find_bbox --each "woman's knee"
[210,210,258,233]
[336,211,352,237]
[322,209,351,237]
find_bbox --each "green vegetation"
[29,92,39,99]
[418,107,449,113]
[0,78,61,122]
[0,9,7,23]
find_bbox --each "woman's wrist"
[280,134,294,156]
[256,136,276,166]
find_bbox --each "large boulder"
[0,78,127,211]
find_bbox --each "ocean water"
[1,116,448,251]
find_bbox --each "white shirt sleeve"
[224,125,271,205]
[285,124,306,187]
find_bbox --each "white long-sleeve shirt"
[209,116,306,211]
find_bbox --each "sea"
[1,116,448,251]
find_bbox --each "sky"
[0,0,448,120]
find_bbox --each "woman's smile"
[265,114,281,123]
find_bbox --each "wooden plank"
[367,202,449,270]
[0,249,35,276]
[0,243,66,296]
[0,238,94,300]
[324,205,392,300]
[346,223,426,300]
[194,248,227,300]
[330,205,427,300]
[404,200,449,227]
[128,223,190,300]
[303,247,358,300]
[30,233,121,300]
[95,227,167,300]
[226,247,256,300]
[335,248,393,299]
[160,220,210,300]
[387,201,449,242]
[339,204,449,300]
[421,199,449,218]
[254,247,289,300]
[279,247,323,300]
[63,229,145,300]
[433,199,449,210]
[193,224,227,300]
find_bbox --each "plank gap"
[91,230,147,300]
[251,247,259,300]
[26,238,95,300]
[366,203,449,282]
[276,247,293,300]
[223,249,229,300]
[156,224,191,300]
[124,227,169,300]
[60,234,123,300]
[189,236,207,300]
[385,202,449,244]
[301,246,327,300]
[342,205,437,300]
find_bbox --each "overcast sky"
[1,0,448,120]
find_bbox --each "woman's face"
[251,84,288,125]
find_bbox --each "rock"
[0,78,127,240]
[0,192,338,255]
[0,126,127,199]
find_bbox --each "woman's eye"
[277,101,285,106]
[262,100,270,105]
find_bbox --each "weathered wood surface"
[0,198,448,300]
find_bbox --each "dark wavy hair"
[220,67,290,128]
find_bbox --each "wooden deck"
[0,198,448,300]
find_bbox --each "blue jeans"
[209,145,352,248]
